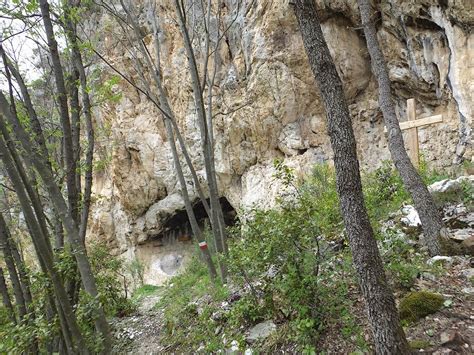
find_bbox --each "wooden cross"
[400,98,443,167]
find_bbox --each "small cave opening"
[150,197,238,245]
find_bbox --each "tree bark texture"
[293,1,410,353]
[0,122,85,353]
[357,0,447,256]
[0,267,16,324]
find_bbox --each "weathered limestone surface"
[88,0,473,284]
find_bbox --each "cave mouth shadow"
[149,197,237,245]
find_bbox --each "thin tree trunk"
[64,0,95,245]
[0,215,39,354]
[0,267,16,324]
[357,0,448,256]
[0,49,53,255]
[164,119,218,279]
[6,228,33,308]
[174,0,228,280]
[39,0,79,228]
[67,66,82,226]
[0,215,27,319]
[0,124,85,353]
[293,1,410,353]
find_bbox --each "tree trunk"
[39,0,79,229]
[0,124,85,353]
[174,0,228,280]
[120,2,218,279]
[292,1,410,353]
[0,267,16,324]
[357,0,448,256]
[164,119,218,280]
[0,215,27,319]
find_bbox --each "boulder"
[428,176,474,205]
[246,320,276,343]
[427,256,453,266]
[450,228,474,242]
[400,205,423,235]
[461,236,474,255]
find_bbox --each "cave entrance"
[151,197,237,246]
[138,197,237,285]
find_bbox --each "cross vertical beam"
[406,98,419,167]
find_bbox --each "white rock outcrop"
[87,0,474,284]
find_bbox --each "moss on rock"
[399,291,444,323]
[409,339,432,350]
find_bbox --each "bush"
[87,242,135,318]
[399,291,444,323]
[155,162,449,352]
[363,161,409,224]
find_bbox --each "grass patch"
[132,284,161,301]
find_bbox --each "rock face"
[88,0,474,284]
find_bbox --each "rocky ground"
[405,255,474,354]
[110,293,165,354]
[110,177,474,354]
[110,253,474,354]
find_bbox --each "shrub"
[363,161,409,223]
[399,291,444,323]
[155,162,449,352]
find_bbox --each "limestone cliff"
[87,0,473,284]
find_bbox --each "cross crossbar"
[382,98,444,167]
[399,114,443,131]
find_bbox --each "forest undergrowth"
[119,161,473,353]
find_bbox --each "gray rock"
[429,176,474,204]
[422,272,437,282]
[427,256,453,266]
[462,268,474,279]
[246,320,276,342]
[450,228,474,242]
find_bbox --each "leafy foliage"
[154,162,457,352]
[0,243,134,353]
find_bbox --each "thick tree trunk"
[293,1,410,353]
[357,0,447,256]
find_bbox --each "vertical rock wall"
[88,0,473,285]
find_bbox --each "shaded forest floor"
[111,254,474,354]
[111,170,474,354]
